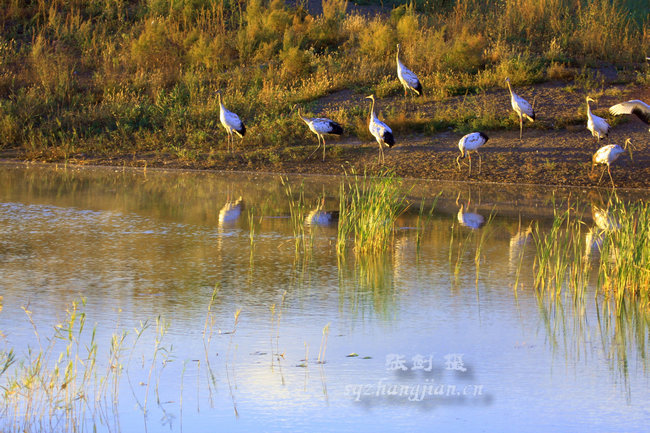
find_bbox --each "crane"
[591,138,633,188]
[396,44,423,97]
[586,96,611,142]
[217,90,246,153]
[505,77,535,140]
[456,132,489,175]
[365,94,395,164]
[295,107,344,161]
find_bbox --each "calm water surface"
[0,163,648,432]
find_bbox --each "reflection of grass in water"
[474,210,496,288]
[281,177,316,259]
[337,251,395,317]
[269,291,287,369]
[337,170,410,256]
[597,297,649,395]
[415,195,440,254]
[448,213,496,288]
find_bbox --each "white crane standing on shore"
[456,132,489,176]
[295,107,344,161]
[505,77,535,141]
[366,94,395,164]
[217,90,246,153]
[591,138,633,188]
[586,96,611,142]
[396,44,423,97]
[609,99,650,132]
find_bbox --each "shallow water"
[0,163,648,432]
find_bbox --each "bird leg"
[468,153,472,176]
[519,116,523,141]
[378,144,384,164]
[597,166,606,184]
[607,165,615,189]
[322,137,327,162]
[308,136,322,160]
[477,152,482,174]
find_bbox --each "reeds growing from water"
[337,170,410,256]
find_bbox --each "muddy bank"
[2,82,649,190]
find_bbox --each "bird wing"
[462,132,487,150]
[311,118,340,135]
[370,118,392,137]
[590,114,610,134]
[609,100,650,124]
[398,64,421,89]
[221,109,243,131]
[593,145,616,164]
[513,94,534,117]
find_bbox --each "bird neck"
[586,100,592,115]
[297,109,310,124]
[217,93,224,110]
[368,98,376,120]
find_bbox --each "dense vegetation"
[0,0,648,165]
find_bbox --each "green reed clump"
[337,170,409,255]
[597,199,650,311]
[532,203,590,299]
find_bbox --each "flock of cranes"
[217,44,649,187]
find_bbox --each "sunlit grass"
[0,0,647,161]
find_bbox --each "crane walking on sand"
[295,106,343,161]
[505,77,535,141]
[366,95,395,164]
[396,44,423,97]
[456,132,489,176]
[586,97,611,142]
[217,90,246,153]
[591,138,633,188]
[609,99,650,132]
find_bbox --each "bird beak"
[625,139,634,164]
